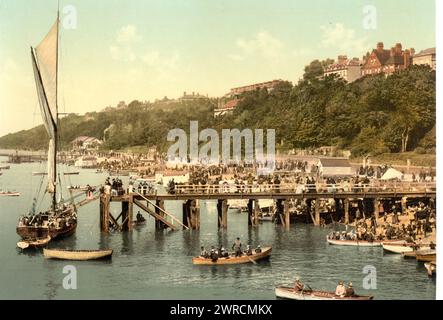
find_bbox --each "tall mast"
[53,9,60,211]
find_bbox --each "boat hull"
[327,237,382,247]
[275,287,373,300]
[44,248,113,260]
[192,247,272,265]
[16,223,76,240]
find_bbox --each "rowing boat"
[0,191,20,197]
[327,237,382,247]
[64,171,80,175]
[383,242,430,254]
[17,235,51,249]
[415,250,436,262]
[424,261,436,277]
[275,286,373,300]
[192,247,272,265]
[43,248,113,260]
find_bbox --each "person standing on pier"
[232,237,242,257]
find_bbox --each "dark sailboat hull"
[16,223,76,240]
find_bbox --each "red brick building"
[361,42,415,76]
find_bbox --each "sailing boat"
[16,12,77,240]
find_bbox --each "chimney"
[404,49,411,68]
[395,43,402,55]
[337,55,348,64]
[377,42,384,52]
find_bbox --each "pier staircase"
[133,191,189,230]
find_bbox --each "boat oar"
[247,255,257,264]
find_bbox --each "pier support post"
[121,201,129,231]
[314,198,320,226]
[155,200,167,230]
[344,198,350,224]
[248,199,254,226]
[182,200,191,230]
[284,199,290,229]
[401,196,408,214]
[217,199,228,229]
[276,199,284,226]
[190,200,200,230]
[254,199,260,227]
[99,194,110,233]
[373,198,380,219]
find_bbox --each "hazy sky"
[0,0,436,136]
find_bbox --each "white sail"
[31,18,58,195]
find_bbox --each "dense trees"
[0,65,435,157]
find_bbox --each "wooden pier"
[97,182,436,232]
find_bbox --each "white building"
[324,55,362,83]
[413,47,436,70]
[317,158,353,177]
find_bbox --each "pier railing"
[171,181,435,195]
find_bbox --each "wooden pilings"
[183,199,200,230]
[284,199,290,229]
[314,198,320,226]
[99,194,110,233]
[344,198,350,224]
[217,199,228,229]
[247,199,254,226]
[254,199,260,227]
[155,200,167,230]
[121,200,133,231]
[373,198,380,219]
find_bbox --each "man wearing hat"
[345,282,355,297]
[335,281,346,297]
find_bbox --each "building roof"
[318,158,351,167]
[414,47,436,57]
[373,49,392,65]
[72,136,102,144]
[385,55,406,66]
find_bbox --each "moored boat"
[415,250,436,262]
[327,237,382,247]
[0,191,20,197]
[17,235,51,249]
[383,242,430,254]
[43,248,113,260]
[192,247,272,265]
[275,286,373,300]
[64,171,80,175]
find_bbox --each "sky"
[0,0,436,136]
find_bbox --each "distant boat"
[0,191,20,197]
[109,170,131,176]
[43,248,113,260]
[0,165,10,170]
[327,237,382,247]
[64,171,80,175]
[275,286,373,300]
[382,242,430,254]
[17,235,51,249]
[32,172,47,176]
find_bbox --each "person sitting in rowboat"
[429,241,436,250]
[255,245,262,253]
[294,277,304,292]
[345,282,355,297]
[200,246,209,258]
[245,245,253,256]
[232,237,242,257]
[335,281,346,297]
[136,211,146,223]
[210,248,218,262]
[219,247,229,258]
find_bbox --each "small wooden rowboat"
[383,242,430,254]
[275,286,373,300]
[192,247,272,265]
[327,237,382,247]
[17,235,51,249]
[64,171,80,175]
[43,248,113,260]
[0,191,20,197]
[424,261,436,277]
[415,250,436,262]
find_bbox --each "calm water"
[0,157,436,299]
